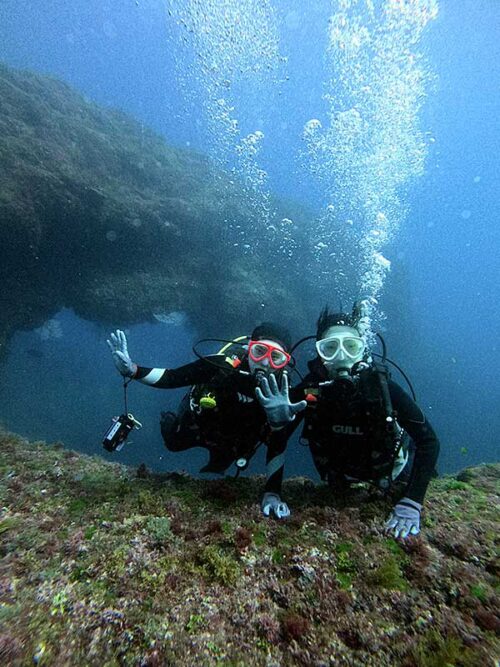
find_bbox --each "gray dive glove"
[261,492,290,519]
[255,373,307,429]
[384,497,422,539]
[107,329,137,378]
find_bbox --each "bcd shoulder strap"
[190,336,250,413]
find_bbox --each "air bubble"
[302,0,438,331]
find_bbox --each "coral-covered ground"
[0,429,498,666]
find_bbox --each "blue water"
[0,0,498,476]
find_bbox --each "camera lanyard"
[123,377,133,415]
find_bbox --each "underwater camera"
[102,413,142,452]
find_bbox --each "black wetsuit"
[133,355,286,492]
[280,359,440,504]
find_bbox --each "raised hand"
[107,330,137,378]
[255,373,307,429]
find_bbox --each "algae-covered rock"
[0,62,314,354]
[0,428,498,666]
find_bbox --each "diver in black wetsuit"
[107,323,305,519]
[256,303,440,539]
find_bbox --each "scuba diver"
[256,302,440,539]
[107,323,305,519]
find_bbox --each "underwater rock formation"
[0,428,498,665]
[0,63,313,355]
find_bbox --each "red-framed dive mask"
[248,340,291,370]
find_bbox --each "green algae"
[0,516,20,534]
[185,614,205,633]
[272,547,286,564]
[442,480,470,491]
[334,542,357,589]
[197,545,241,586]
[252,525,267,547]
[411,629,480,667]
[367,553,408,591]
[469,583,489,603]
[145,516,172,544]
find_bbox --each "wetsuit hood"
[251,322,292,352]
